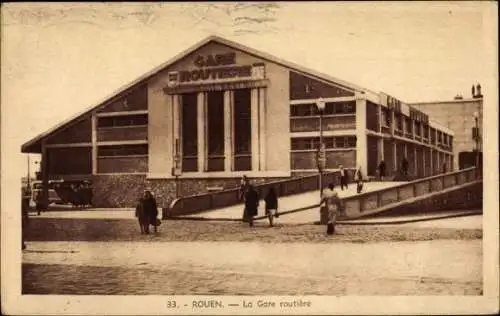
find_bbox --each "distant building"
[410,88,483,170]
[21,35,454,207]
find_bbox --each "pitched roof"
[21,35,373,153]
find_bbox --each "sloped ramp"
[172,167,480,224]
[180,181,404,221]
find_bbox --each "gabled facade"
[22,35,454,207]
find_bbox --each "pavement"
[22,239,482,295]
[185,181,404,222]
[22,200,483,296]
[32,181,405,223]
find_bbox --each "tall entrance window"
[233,89,252,171]
[206,91,225,171]
[181,93,198,172]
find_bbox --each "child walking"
[264,187,279,227]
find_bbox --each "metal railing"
[339,167,481,220]
[167,169,355,217]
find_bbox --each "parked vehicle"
[31,179,93,208]
[31,180,64,205]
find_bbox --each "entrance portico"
[168,84,268,174]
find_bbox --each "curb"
[333,210,482,225]
[168,210,482,225]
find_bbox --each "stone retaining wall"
[92,174,287,208]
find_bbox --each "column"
[378,138,384,163]
[172,95,181,167]
[197,92,205,172]
[392,141,397,176]
[223,90,232,172]
[414,144,418,177]
[390,110,395,135]
[251,88,259,171]
[355,97,368,176]
[402,116,406,137]
[377,105,384,164]
[430,148,434,176]
[258,88,266,171]
[436,151,442,174]
[91,113,97,174]
[41,140,49,209]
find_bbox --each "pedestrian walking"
[141,190,159,234]
[264,187,279,227]
[320,183,343,235]
[339,165,348,190]
[401,157,409,177]
[135,196,148,234]
[22,187,30,250]
[354,167,364,194]
[378,160,386,180]
[243,185,259,227]
[238,175,250,201]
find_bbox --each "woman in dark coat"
[244,185,259,227]
[239,175,249,201]
[141,190,159,234]
[378,160,386,180]
[355,167,364,194]
[265,188,279,227]
[135,196,147,234]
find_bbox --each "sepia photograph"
[1,2,498,315]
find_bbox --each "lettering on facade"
[194,52,236,67]
[167,52,265,88]
[409,107,429,124]
[387,95,402,113]
[179,66,252,83]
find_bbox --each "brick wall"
[93,174,150,207]
[46,118,91,144]
[92,174,287,207]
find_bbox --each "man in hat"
[140,190,159,234]
[339,165,348,190]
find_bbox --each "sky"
[1,2,498,174]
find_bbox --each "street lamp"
[316,97,326,196]
[26,155,31,193]
[473,111,480,173]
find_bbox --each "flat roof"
[409,97,483,105]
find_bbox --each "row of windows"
[291,136,356,150]
[387,113,451,143]
[98,114,148,128]
[290,101,355,117]
[98,144,148,157]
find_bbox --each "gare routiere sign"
[167,52,265,87]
